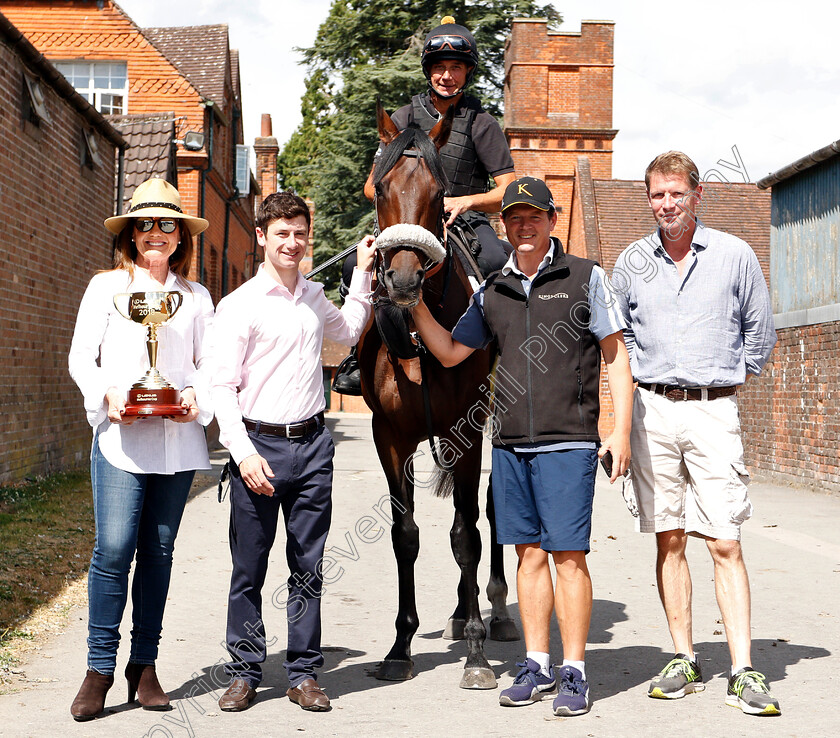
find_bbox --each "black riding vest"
[481,242,602,446]
[410,93,489,197]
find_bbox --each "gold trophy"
[113,291,186,416]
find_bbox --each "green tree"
[279,1,561,297]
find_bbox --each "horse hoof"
[443,617,466,640]
[460,667,497,690]
[375,660,414,681]
[488,616,520,642]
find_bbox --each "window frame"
[54,60,129,116]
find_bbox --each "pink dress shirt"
[210,265,372,464]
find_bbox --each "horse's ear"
[376,99,400,145]
[429,106,454,151]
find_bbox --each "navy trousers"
[224,422,334,688]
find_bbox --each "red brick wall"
[505,19,615,249]
[0,37,116,482]
[740,322,840,492]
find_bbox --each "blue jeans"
[87,435,194,674]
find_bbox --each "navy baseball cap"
[501,176,555,213]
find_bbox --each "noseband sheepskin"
[374,224,446,263]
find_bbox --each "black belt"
[243,412,324,439]
[638,383,737,401]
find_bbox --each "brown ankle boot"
[70,669,114,721]
[125,662,170,710]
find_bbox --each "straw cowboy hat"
[104,178,209,236]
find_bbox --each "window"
[54,61,128,115]
[235,145,251,196]
[81,128,103,169]
[22,71,51,124]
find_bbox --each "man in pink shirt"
[210,191,375,712]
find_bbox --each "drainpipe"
[115,145,126,215]
[198,101,215,284]
[222,106,241,296]
[222,196,231,295]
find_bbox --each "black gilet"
[481,242,602,446]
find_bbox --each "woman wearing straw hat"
[68,177,214,721]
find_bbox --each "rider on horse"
[333,16,516,395]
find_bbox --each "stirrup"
[332,350,362,396]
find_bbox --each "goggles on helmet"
[423,34,473,55]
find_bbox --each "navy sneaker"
[499,659,556,706]
[552,665,591,716]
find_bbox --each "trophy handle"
[113,293,131,321]
[165,291,183,320]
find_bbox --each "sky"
[116,0,840,183]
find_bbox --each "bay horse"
[357,101,518,690]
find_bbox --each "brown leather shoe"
[218,678,257,712]
[287,678,330,711]
[125,662,170,710]
[70,669,114,721]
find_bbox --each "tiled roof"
[143,24,229,106]
[107,113,176,211]
[230,48,241,104]
[591,180,771,283]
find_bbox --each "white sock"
[562,659,586,680]
[526,651,551,676]
[732,664,750,677]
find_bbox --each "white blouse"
[68,268,214,474]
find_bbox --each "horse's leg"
[443,579,467,640]
[372,417,420,681]
[450,445,496,689]
[485,473,520,641]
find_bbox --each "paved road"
[1,414,837,736]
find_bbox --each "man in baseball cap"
[500,176,556,213]
[410,175,633,717]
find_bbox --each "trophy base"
[124,387,187,417]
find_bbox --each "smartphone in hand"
[600,450,613,478]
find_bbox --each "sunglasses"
[424,34,472,53]
[134,218,178,234]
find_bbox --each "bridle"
[371,129,450,299]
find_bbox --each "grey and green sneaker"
[726,668,781,716]
[648,654,704,699]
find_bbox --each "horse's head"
[372,101,452,307]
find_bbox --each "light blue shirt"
[612,221,776,387]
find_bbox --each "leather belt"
[243,412,324,439]
[638,383,737,401]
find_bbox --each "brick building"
[747,142,840,493]
[0,11,124,483]
[1,0,260,304]
[505,19,617,245]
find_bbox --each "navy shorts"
[491,446,598,552]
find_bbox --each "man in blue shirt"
[613,151,780,716]
[411,176,633,717]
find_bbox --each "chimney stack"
[254,113,279,205]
